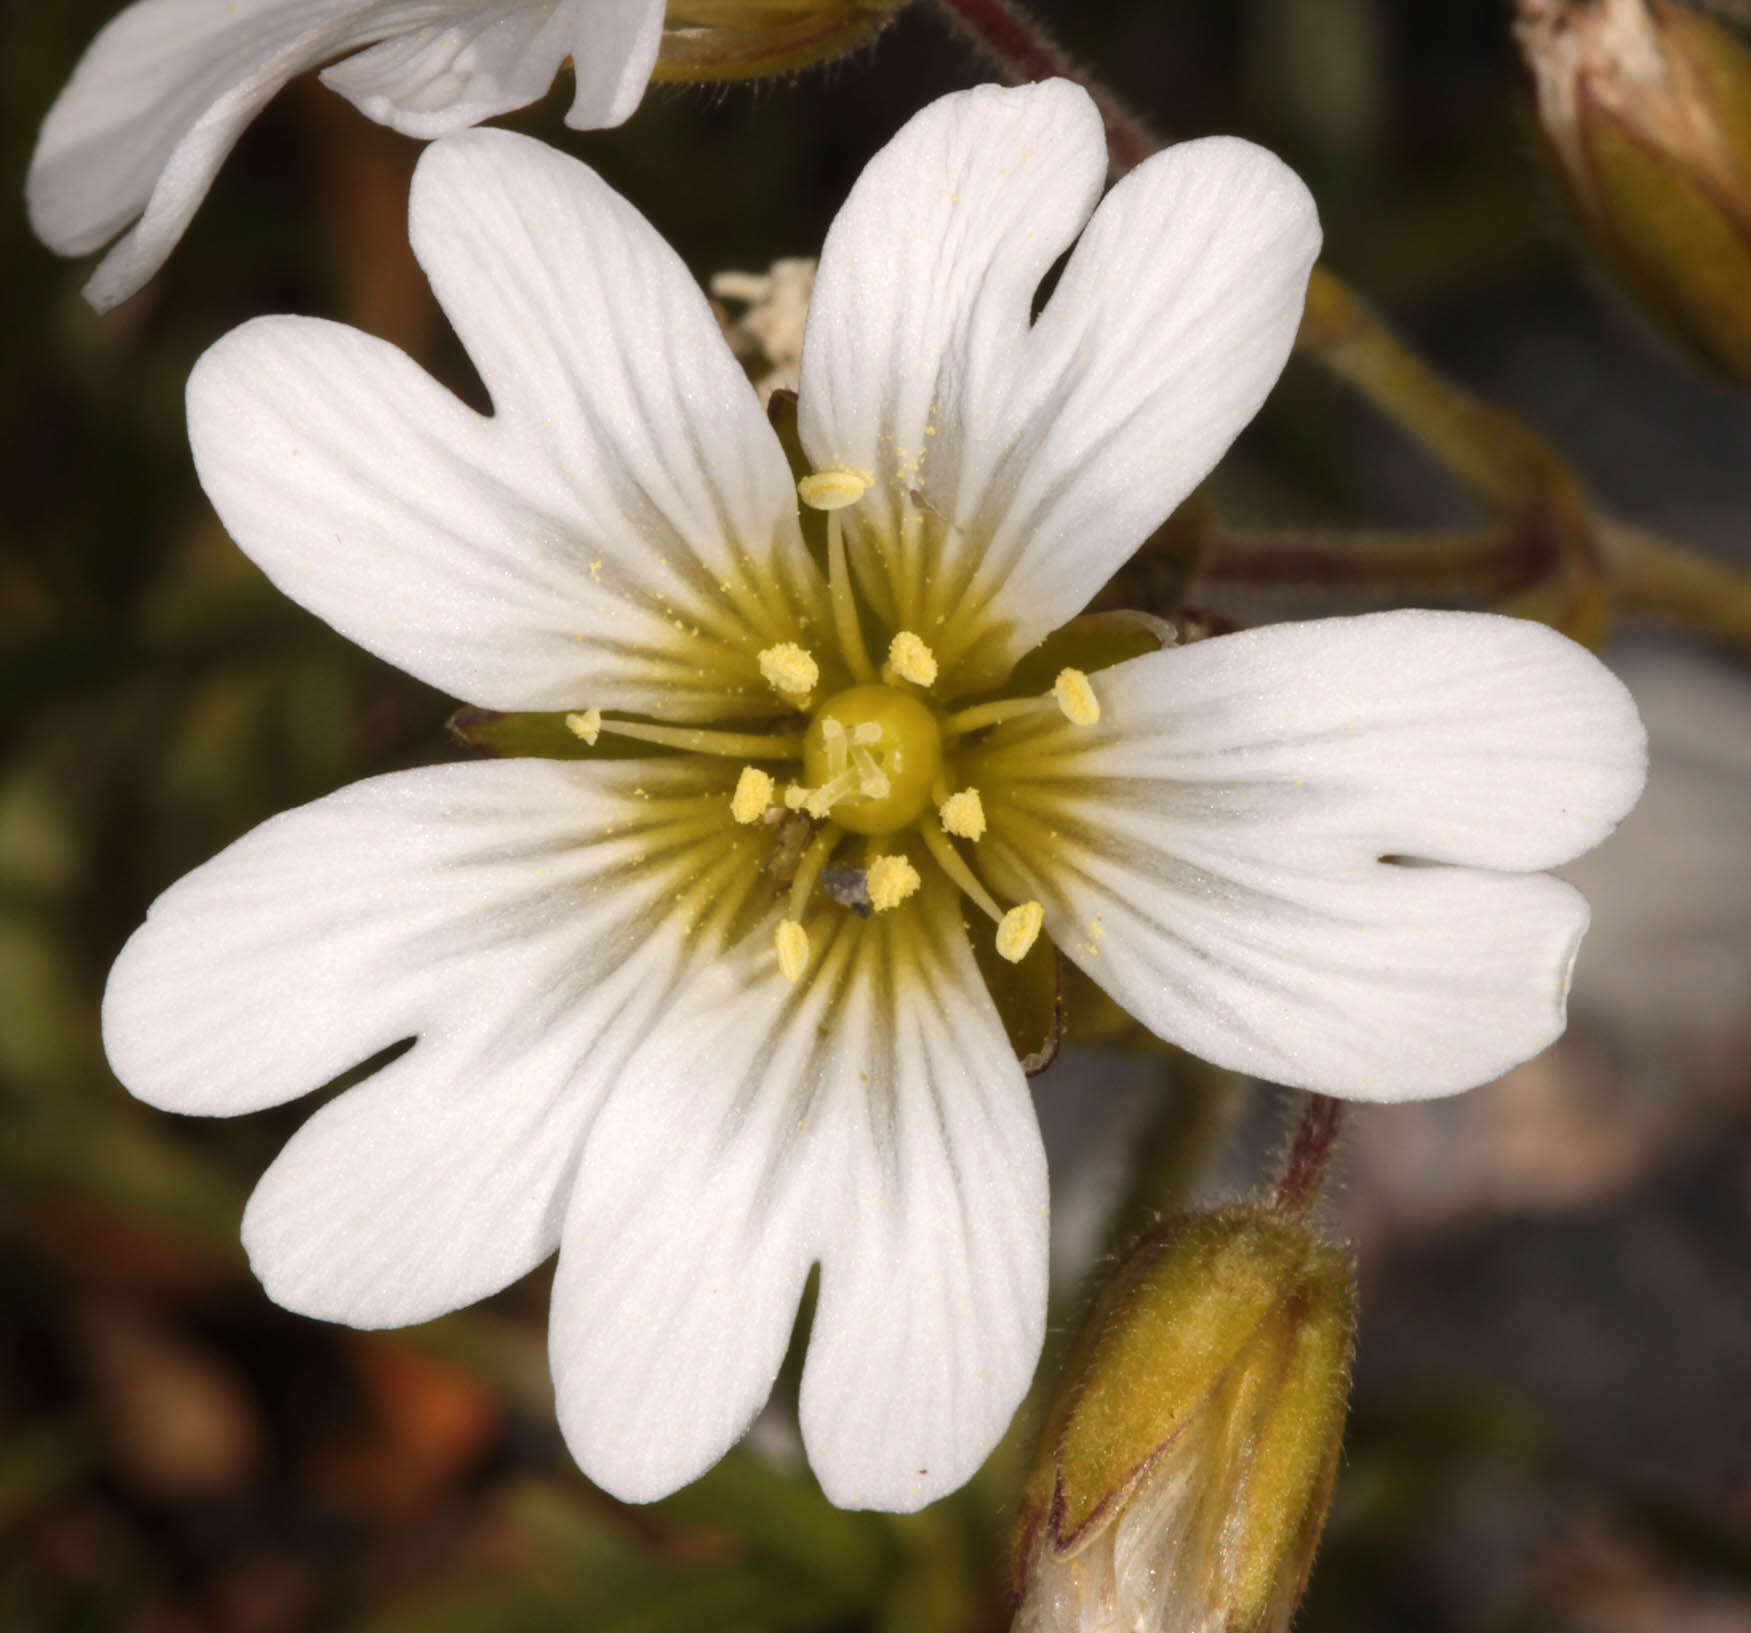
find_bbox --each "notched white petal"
[550,876,1046,1508]
[970,611,1647,1101]
[105,757,758,1325]
[31,0,668,310]
[799,83,1320,675]
[320,0,663,138]
[189,131,830,716]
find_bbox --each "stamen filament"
[897,494,925,633]
[919,821,1004,923]
[942,695,1056,738]
[595,718,803,759]
[789,821,846,921]
[827,510,878,684]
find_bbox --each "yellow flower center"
[566,471,1121,987]
[801,683,941,835]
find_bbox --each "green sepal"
[767,389,829,570]
[1585,96,1751,381]
[1004,609,1172,699]
[972,926,1064,1077]
[445,707,657,761]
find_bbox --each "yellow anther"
[564,708,602,745]
[996,901,1045,963]
[759,642,819,699]
[783,783,812,811]
[731,766,775,824]
[866,854,922,912]
[887,631,939,687]
[1053,667,1101,725]
[798,469,871,511]
[775,919,811,984]
[938,788,987,842]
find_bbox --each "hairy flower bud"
[1515,0,1751,381]
[656,0,911,82]
[1012,1207,1355,1633]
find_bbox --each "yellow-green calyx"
[1012,1207,1356,1633]
[1515,0,1751,383]
[655,0,911,84]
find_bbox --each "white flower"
[28,0,667,312]
[101,82,1646,1511]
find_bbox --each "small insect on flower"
[103,84,1644,1512]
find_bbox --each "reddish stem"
[931,0,1161,174]
[1274,1094,1343,1221]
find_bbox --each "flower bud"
[1515,0,1751,382]
[1012,1207,1355,1633]
[656,1,911,83]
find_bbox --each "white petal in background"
[550,877,1048,1510]
[322,0,662,138]
[103,756,751,1326]
[798,81,1319,673]
[188,130,826,718]
[28,0,662,310]
[971,611,1648,1101]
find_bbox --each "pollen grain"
[759,642,819,699]
[798,469,871,511]
[887,631,939,687]
[1054,668,1101,725]
[996,900,1045,963]
[938,788,986,841]
[731,766,775,824]
[866,854,922,912]
[775,918,811,984]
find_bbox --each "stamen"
[887,631,938,688]
[1054,667,1102,725]
[919,821,1004,924]
[788,822,845,920]
[730,766,775,824]
[866,854,922,912]
[775,919,811,984]
[826,510,877,684]
[938,788,987,841]
[896,491,925,632]
[783,783,812,811]
[995,901,1046,963]
[942,695,1055,738]
[758,642,818,700]
[564,708,602,746]
[798,469,871,511]
[594,718,803,759]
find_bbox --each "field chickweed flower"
[102,82,1645,1510]
[29,0,901,311]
